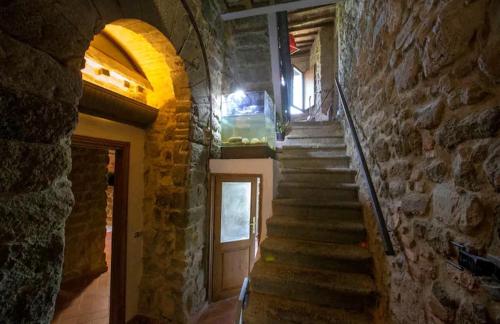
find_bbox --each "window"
[291,66,304,115]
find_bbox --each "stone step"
[244,292,372,324]
[250,261,376,309]
[290,121,341,128]
[278,144,347,158]
[279,156,351,168]
[281,167,357,184]
[288,126,343,138]
[261,237,372,274]
[272,198,362,220]
[281,143,348,150]
[285,135,345,145]
[277,182,359,201]
[267,216,366,244]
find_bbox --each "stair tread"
[281,167,356,173]
[268,216,365,231]
[290,121,341,127]
[245,292,372,324]
[273,198,361,209]
[251,261,376,295]
[279,181,359,190]
[279,155,350,160]
[261,237,371,261]
[281,144,347,150]
[286,134,343,139]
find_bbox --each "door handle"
[250,217,256,234]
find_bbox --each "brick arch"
[0,1,214,323]
[103,19,191,107]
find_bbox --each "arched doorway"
[51,19,191,324]
[0,0,218,320]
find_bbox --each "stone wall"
[0,0,226,323]
[138,0,227,322]
[337,0,500,322]
[309,24,337,120]
[63,147,108,282]
[225,16,273,96]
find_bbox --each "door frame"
[208,173,263,302]
[71,134,130,324]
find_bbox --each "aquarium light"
[232,89,246,100]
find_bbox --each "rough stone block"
[402,192,430,217]
[436,107,500,149]
[0,0,95,63]
[0,87,77,144]
[414,99,444,130]
[478,1,500,84]
[395,121,422,156]
[0,31,82,104]
[394,47,420,92]
[457,193,484,234]
[425,159,448,183]
[0,179,72,323]
[453,148,481,191]
[422,0,487,77]
[0,140,70,194]
[432,184,459,227]
[484,145,500,191]
[373,138,391,162]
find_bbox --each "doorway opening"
[291,66,304,115]
[53,136,129,324]
[209,174,262,302]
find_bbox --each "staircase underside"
[244,121,377,324]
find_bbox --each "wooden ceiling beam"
[288,19,334,32]
[294,35,317,42]
[288,9,335,24]
[289,17,334,29]
[288,4,335,18]
[296,43,315,49]
[221,0,338,21]
[290,30,319,37]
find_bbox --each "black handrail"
[235,277,250,324]
[334,77,395,256]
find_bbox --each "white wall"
[74,113,145,321]
[209,158,277,241]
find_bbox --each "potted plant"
[276,120,290,141]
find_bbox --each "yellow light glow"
[82,20,182,109]
[103,23,177,108]
[82,54,152,105]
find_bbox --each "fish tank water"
[221,90,276,149]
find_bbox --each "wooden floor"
[53,230,238,324]
[52,231,112,324]
[196,297,238,324]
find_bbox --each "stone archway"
[0,1,219,323]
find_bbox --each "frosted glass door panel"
[221,182,251,243]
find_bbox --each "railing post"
[334,77,395,256]
[234,277,250,324]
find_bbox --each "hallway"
[52,232,112,324]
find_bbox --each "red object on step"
[360,241,368,249]
[289,34,299,54]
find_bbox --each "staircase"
[244,121,377,324]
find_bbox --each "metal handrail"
[234,277,250,324]
[334,77,395,256]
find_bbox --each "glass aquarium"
[221,90,276,149]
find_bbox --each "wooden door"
[212,174,259,301]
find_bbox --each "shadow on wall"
[0,0,225,323]
[337,0,500,322]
